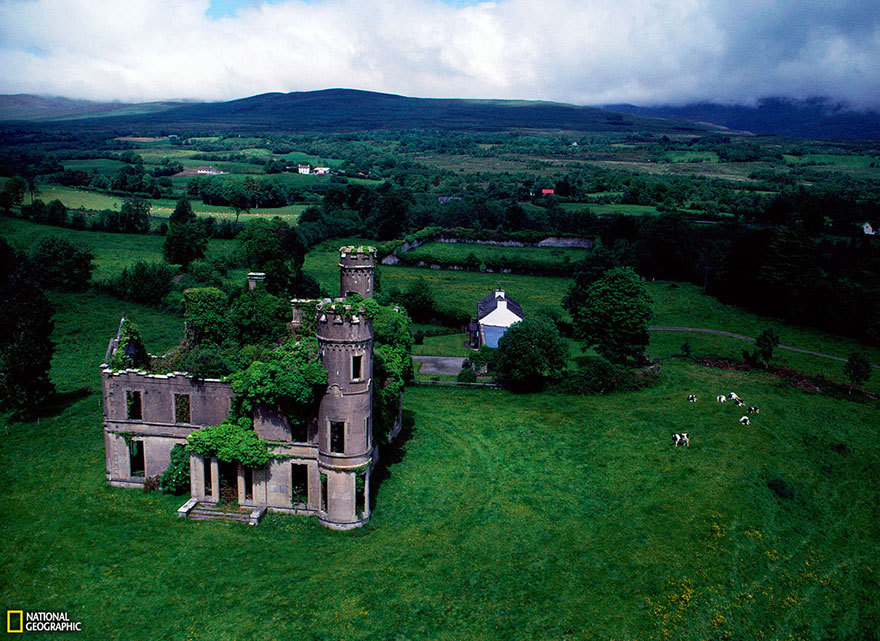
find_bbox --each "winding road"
[648,326,880,369]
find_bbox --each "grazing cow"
[733,398,745,407]
[728,392,740,401]
[687,394,697,402]
[672,432,690,447]
[747,405,760,414]
[739,416,750,425]
[716,395,726,403]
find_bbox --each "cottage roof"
[477,290,523,321]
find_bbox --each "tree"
[562,244,625,318]
[116,197,151,234]
[572,266,653,365]
[843,352,871,393]
[0,175,27,214]
[744,328,779,368]
[228,287,289,346]
[0,238,55,415]
[164,201,208,269]
[494,317,568,390]
[30,237,94,290]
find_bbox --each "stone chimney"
[246,272,266,290]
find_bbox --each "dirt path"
[648,326,880,369]
[412,356,467,376]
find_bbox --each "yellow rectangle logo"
[7,610,24,633]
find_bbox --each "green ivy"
[107,321,149,371]
[186,417,271,468]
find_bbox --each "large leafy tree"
[163,198,208,269]
[572,266,653,365]
[494,316,568,390]
[0,238,55,415]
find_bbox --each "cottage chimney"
[247,272,266,290]
[494,289,505,299]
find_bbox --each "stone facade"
[101,247,381,529]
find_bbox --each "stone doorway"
[218,461,238,504]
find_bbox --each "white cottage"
[469,289,524,348]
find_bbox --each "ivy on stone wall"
[107,321,149,370]
[186,417,271,468]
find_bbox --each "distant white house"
[863,222,876,235]
[298,164,311,175]
[197,166,222,175]
[313,166,331,175]
[468,289,524,349]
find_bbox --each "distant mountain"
[0,94,182,121]
[602,97,880,140]
[0,89,717,135]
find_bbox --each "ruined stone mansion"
[101,247,385,530]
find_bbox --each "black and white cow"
[733,398,745,407]
[747,406,760,414]
[688,394,697,402]
[716,395,726,403]
[672,433,690,447]
[739,416,750,425]
[728,392,740,401]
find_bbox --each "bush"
[457,368,478,383]
[108,260,175,305]
[555,357,638,395]
[160,444,191,495]
[30,236,94,290]
[183,287,231,346]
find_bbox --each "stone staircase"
[178,498,267,525]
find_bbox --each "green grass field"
[1,303,878,639]
[783,153,879,168]
[0,218,236,281]
[2,226,879,639]
[404,240,588,267]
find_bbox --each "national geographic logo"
[6,610,81,634]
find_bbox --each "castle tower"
[314,247,377,529]
[339,246,376,299]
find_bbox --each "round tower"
[339,246,376,299]
[315,299,374,529]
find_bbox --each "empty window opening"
[204,458,212,495]
[356,473,366,518]
[320,475,328,512]
[244,467,253,501]
[330,421,345,454]
[291,464,308,504]
[126,391,142,420]
[129,440,145,477]
[352,354,363,381]
[291,420,307,443]
[174,394,190,424]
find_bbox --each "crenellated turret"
[339,246,376,299]
[314,297,374,529]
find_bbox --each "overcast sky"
[1,0,878,108]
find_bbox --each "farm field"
[1,296,878,640]
[403,240,588,267]
[0,218,236,281]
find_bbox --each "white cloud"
[0,0,878,107]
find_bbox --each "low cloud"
[0,0,878,108]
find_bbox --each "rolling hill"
[0,89,717,135]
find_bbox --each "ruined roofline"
[339,245,377,257]
[99,366,227,384]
